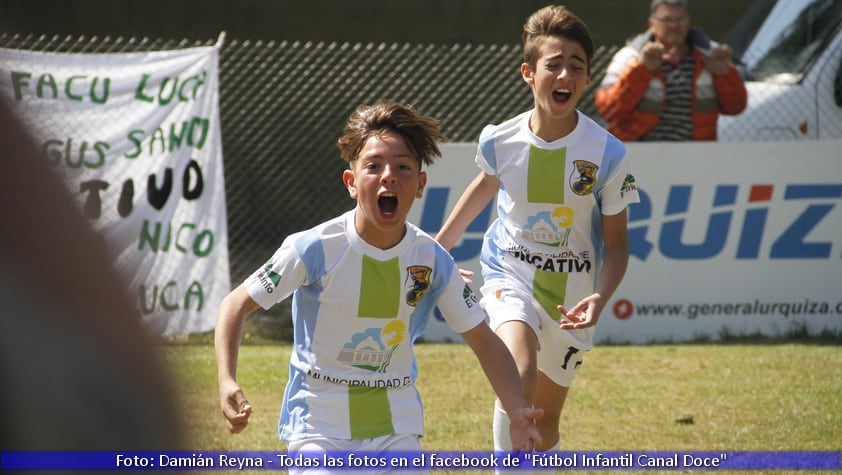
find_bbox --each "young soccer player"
[435,5,640,459]
[215,102,543,473]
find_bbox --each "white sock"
[492,402,512,451]
[529,433,561,475]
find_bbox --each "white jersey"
[244,210,486,442]
[476,110,639,322]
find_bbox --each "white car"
[718,0,842,141]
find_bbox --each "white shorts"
[480,283,593,387]
[287,433,426,475]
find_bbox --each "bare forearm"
[594,246,629,312]
[436,172,498,251]
[462,324,528,414]
[214,285,258,383]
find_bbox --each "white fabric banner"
[0,38,230,336]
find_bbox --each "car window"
[727,0,842,81]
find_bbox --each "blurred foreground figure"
[0,95,185,455]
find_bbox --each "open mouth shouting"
[378,192,398,216]
[553,87,573,104]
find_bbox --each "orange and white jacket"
[595,28,747,141]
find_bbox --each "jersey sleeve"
[474,124,498,176]
[599,137,640,216]
[432,247,487,334]
[243,235,309,310]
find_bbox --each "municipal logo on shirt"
[570,160,599,196]
[522,206,575,247]
[337,320,406,373]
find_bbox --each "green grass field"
[163,341,841,473]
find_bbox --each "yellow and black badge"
[569,160,599,196]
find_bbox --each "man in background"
[595,0,747,141]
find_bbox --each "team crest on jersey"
[337,320,406,372]
[405,265,432,306]
[569,160,599,196]
[621,173,637,198]
[257,259,282,293]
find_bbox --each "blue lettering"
[629,183,840,261]
[770,185,842,259]
[659,185,735,259]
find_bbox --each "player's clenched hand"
[219,381,253,434]
[557,293,604,330]
[508,407,544,451]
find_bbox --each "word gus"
[41,117,210,170]
[80,159,204,219]
[9,69,207,105]
[418,184,842,262]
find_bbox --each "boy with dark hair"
[436,6,640,463]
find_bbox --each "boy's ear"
[416,171,427,199]
[342,168,358,199]
[521,63,535,87]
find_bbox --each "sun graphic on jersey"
[551,206,574,228]
[382,319,406,346]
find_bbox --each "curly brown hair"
[336,102,444,167]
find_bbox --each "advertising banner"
[0,38,230,336]
[409,141,842,343]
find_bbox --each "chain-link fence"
[0,32,615,281]
[2,30,840,336]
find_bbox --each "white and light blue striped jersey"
[244,210,486,442]
[476,110,639,320]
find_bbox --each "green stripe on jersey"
[358,255,400,318]
[349,386,395,438]
[533,268,568,322]
[527,145,566,204]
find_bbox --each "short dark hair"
[651,0,688,13]
[522,5,594,72]
[336,102,444,167]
